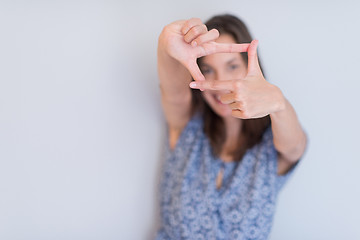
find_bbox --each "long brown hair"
[191,14,271,161]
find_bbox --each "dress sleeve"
[261,126,303,192]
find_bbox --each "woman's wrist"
[158,42,182,71]
[270,85,287,117]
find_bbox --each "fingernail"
[189,82,198,88]
[191,41,197,47]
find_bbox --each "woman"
[155,14,307,240]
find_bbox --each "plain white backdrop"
[1,1,359,239]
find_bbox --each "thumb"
[247,40,261,75]
[185,59,205,81]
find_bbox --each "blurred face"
[199,34,248,118]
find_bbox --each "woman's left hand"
[189,40,286,119]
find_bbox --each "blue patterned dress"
[155,113,298,240]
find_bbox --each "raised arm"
[158,19,205,137]
[158,18,250,149]
[189,40,307,174]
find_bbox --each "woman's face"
[199,34,248,118]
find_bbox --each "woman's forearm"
[157,44,192,101]
[270,98,307,163]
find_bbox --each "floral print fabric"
[155,114,297,240]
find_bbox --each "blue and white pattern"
[155,114,298,240]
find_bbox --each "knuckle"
[191,27,200,35]
[241,97,249,108]
[234,93,242,101]
[182,20,192,32]
[183,34,191,43]
[195,35,204,45]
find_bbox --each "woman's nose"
[215,70,231,81]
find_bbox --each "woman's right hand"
[158,18,250,81]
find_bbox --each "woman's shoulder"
[165,111,204,154]
[178,111,204,142]
[173,110,204,136]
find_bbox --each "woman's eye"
[201,68,212,75]
[229,64,240,70]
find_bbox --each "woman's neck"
[223,116,242,141]
[221,116,243,161]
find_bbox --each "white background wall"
[1,1,359,239]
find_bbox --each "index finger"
[189,80,234,91]
[200,42,250,57]
[214,42,250,53]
